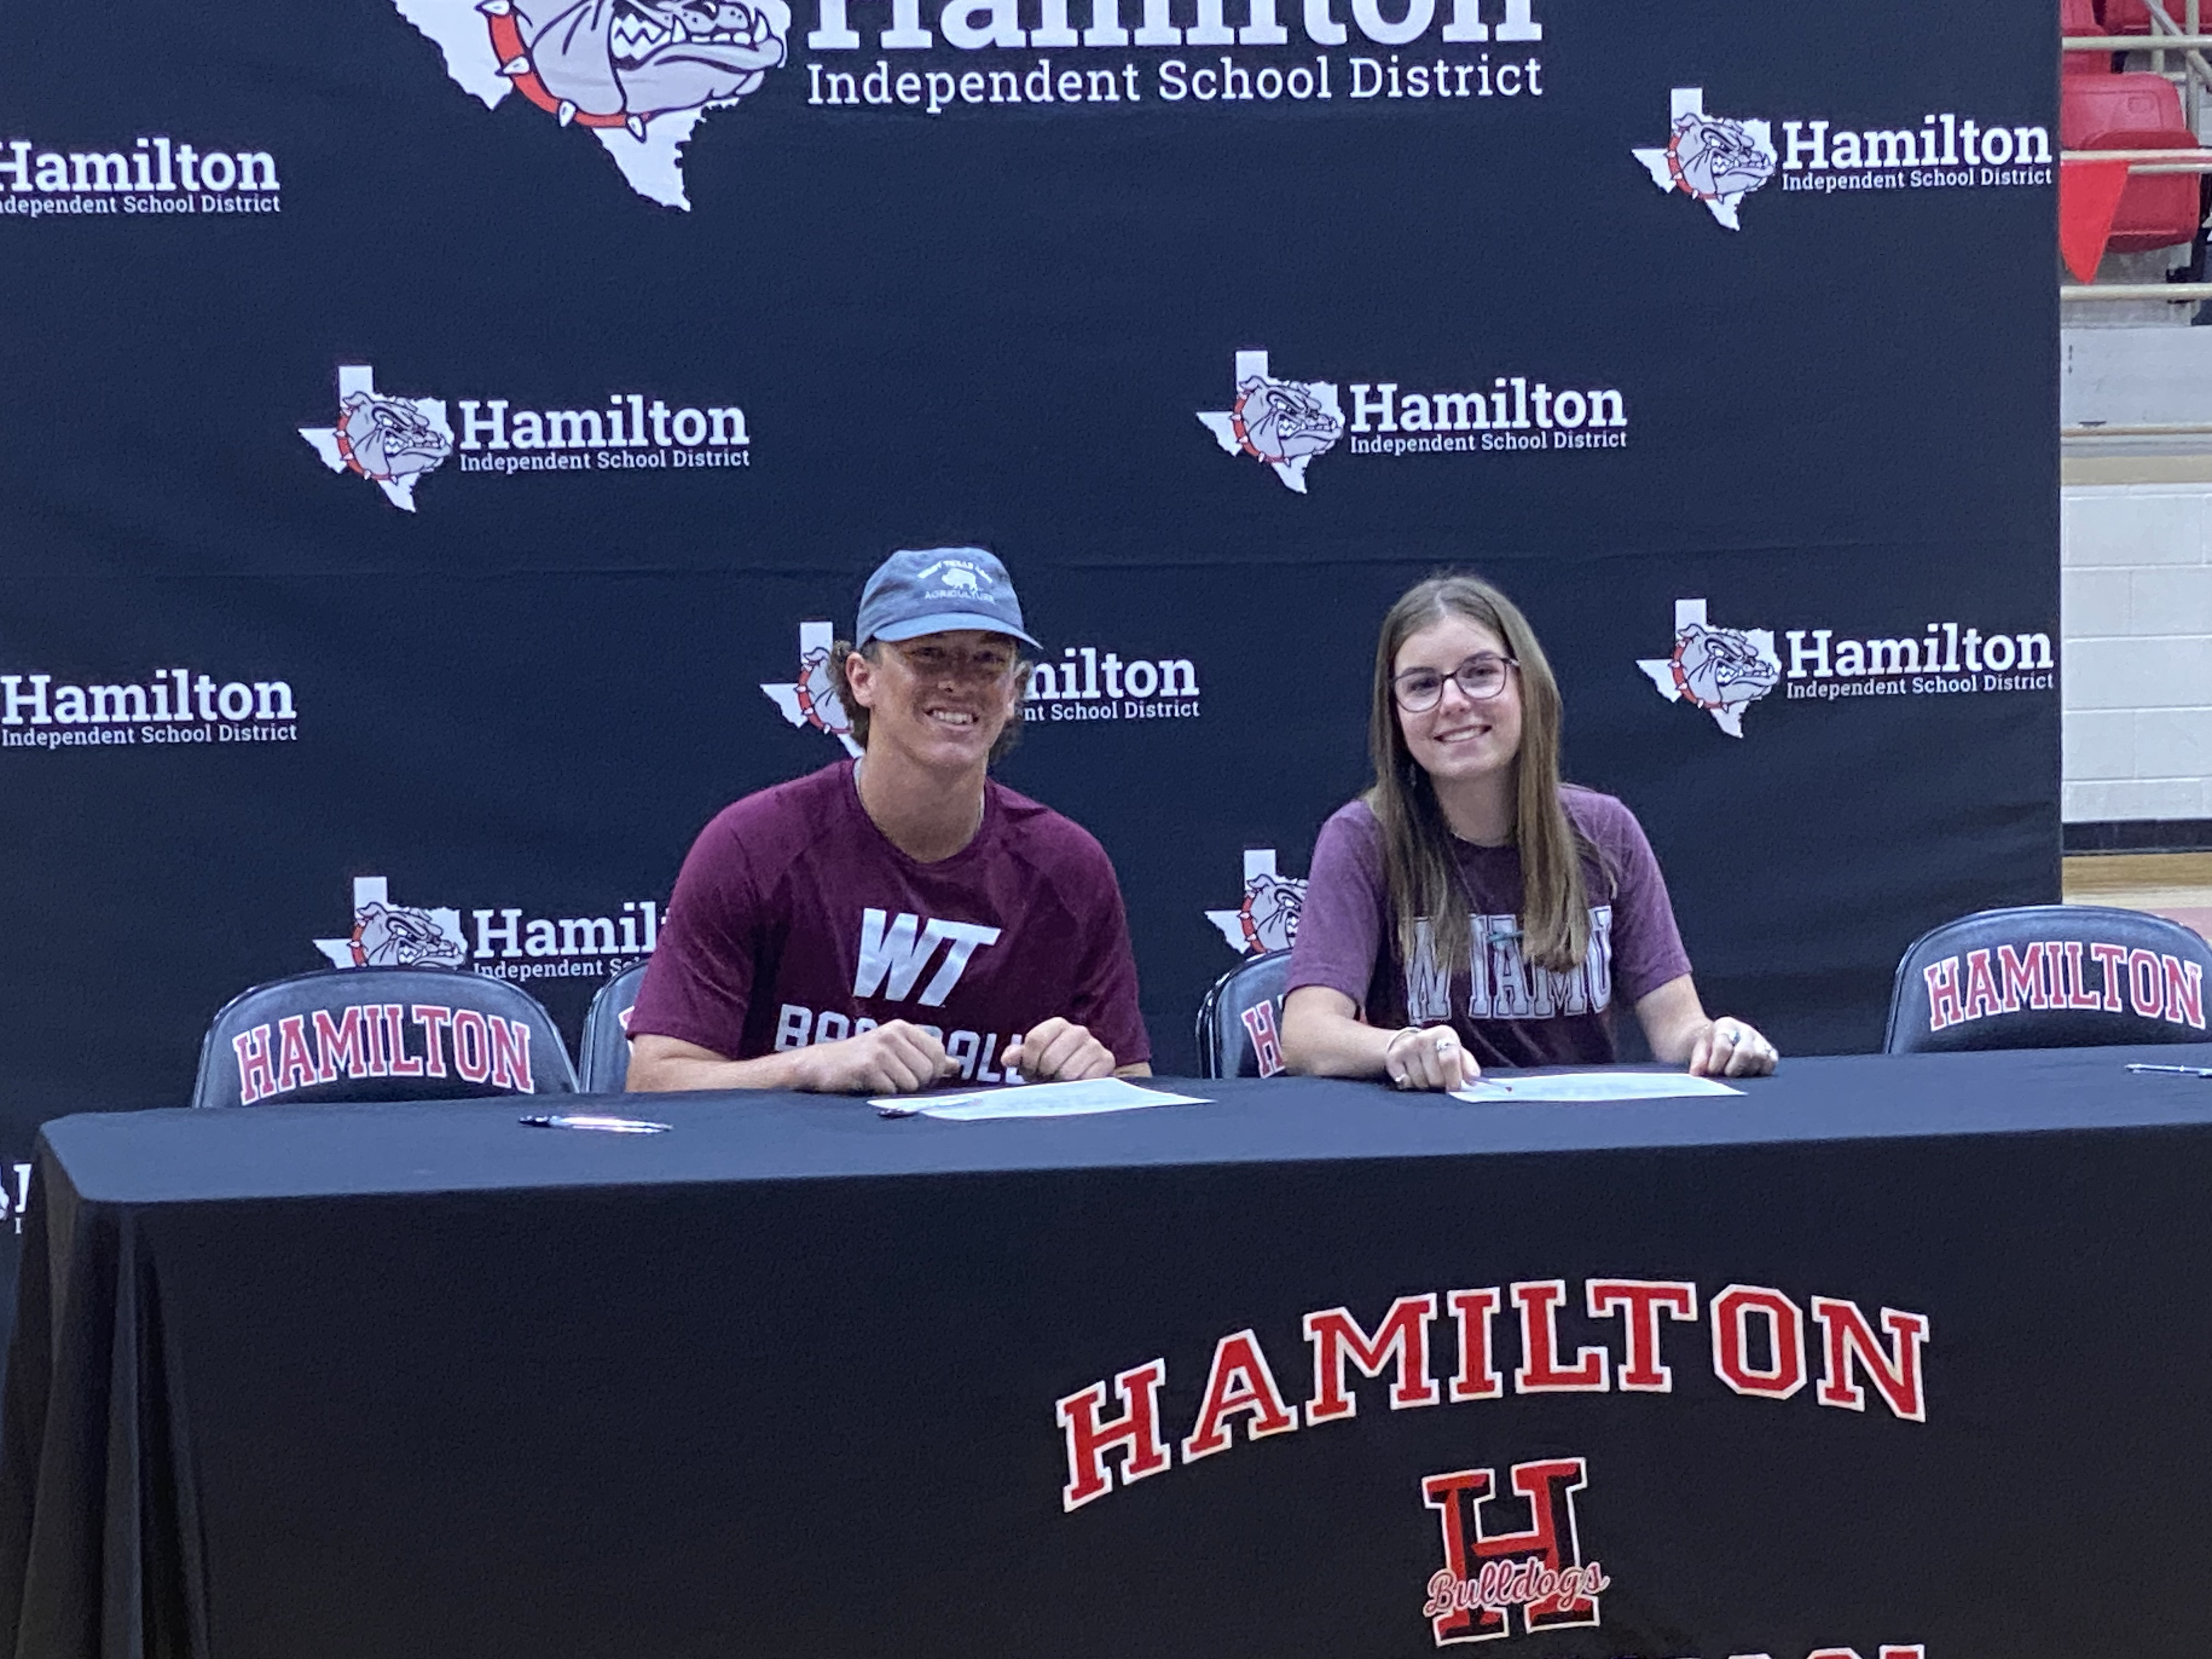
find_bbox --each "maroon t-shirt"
[1285,786,1692,1069]
[629,762,1150,1077]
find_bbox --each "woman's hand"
[1383,1024,1477,1091]
[1282,986,1475,1090]
[1687,1016,1778,1077]
[1635,975,1779,1077]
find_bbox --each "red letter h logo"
[1419,1458,1596,1644]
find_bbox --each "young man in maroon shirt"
[626,548,1152,1096]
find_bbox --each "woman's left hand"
[1688,1017,1778,1077]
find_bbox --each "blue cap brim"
[868,611,1040,648]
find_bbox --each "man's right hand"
[791,1020,958,1094]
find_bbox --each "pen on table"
[2123,1063,2212,1077]
[520,1114,673,1133]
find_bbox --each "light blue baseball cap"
[855,546,1039,648]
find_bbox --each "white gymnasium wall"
[2061,482,2212,822]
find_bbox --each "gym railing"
[2062,0,2212,302]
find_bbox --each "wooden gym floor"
[2062,851,2212,943]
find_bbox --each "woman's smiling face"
[1392,614,1524,789]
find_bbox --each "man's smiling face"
[848,630,1022,772]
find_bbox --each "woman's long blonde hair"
[1363,574,1597,980]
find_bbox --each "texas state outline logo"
[761,619,861,754]
[1632,86,1777,230]
[1637,597,1781,738]
[298,365,455,512]
[393,0,792,208]
[1205,848,1305,955]
[1198,348,1346,494]
[313,876,470,969]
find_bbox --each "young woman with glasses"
[1280,573,1777,1090]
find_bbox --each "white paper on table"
[1450,1071,1743,1104]
[874,1076,1211,1120]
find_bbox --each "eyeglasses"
[1392,653,1519,712]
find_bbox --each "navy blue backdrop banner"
[0,0,2057,1139]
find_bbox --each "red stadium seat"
[2096,0,2153,35]
[2062,74,2205,251]
[2062,0,2114,72]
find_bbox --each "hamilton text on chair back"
[1884,905,2210,1053]
[190,966,579,1108]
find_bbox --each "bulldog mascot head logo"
[762,620,862,756]
[485,0,787,134]
[1632,87,1776,230]
[313,877,471,969]
[1638,599,1781,738]
[1199,349,1346,494]
[394,0,789,207]
[298,365,455,513]
[1206,849,1308,955]
[337,393,449,483]
[347,901,471,968]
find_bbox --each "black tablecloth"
[4,1048,2211,1659]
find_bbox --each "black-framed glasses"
[1392,653,1519,712]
